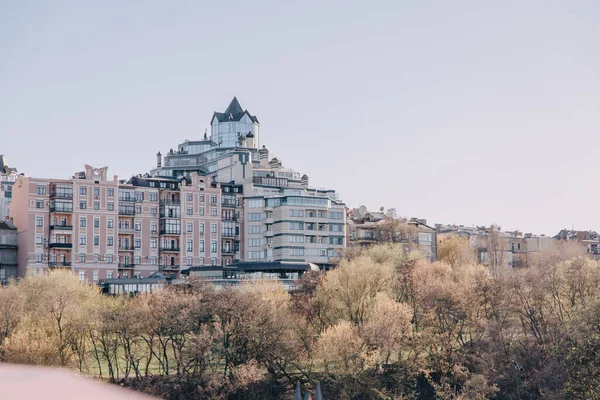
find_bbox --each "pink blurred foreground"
[0,364,156,400]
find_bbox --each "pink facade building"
[10,165,223,282]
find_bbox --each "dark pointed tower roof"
[211,97,259,124]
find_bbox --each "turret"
[246,131,255,148]
[156,152,162,168]
[301,174,309,188]
[259,146,269,168]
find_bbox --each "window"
[135,192,144,202]
[95,201,100,210]
[518,243,521,250]
[80,236,86,245]
[151,222,157,232]
[187,222,193,232]
[151,207,157,216]
[199,207,204,216]
[249,238,263,247]
[36,216,43,227]
[211,257,217,266]
[79,271,85,282]
[187,257,193,266]
[329,237,344,245]
[151,239,157,248]
[329,224,343,232]
[289,248,305,256]
[211,240,217,253]
[211,208,217,216]
[36,200,43,209]
[135,222,141,231]
[80,201,87,209]
[105,255,113,265]
[107,236,113,246]
[247,251,265,260]
[108,188,114,197]
[37,185,46,195]
[135,205,141,214]
[94,236,99,246]
[35,236,43,245]
[289,209,304,217]
[80,186,87,195]
[248,213,264,222]
[289,235,305,243]
[107,270,113,279]
[199,194,205,202]
[134,239,141,249]
[199,223,205,235]
[199,240,204,252]
[211,195,217,204]
[150,256,157,265]
[135,256,141,265]
[187,208,193,215]
[187,194,193,202]
[94,187,100,197]
[94,254,99,263]
[35,253,42,262]
[80,253,86,263]
[289,222,304,230]
[187,239,193,252]
[211,224,217,233]
[107,202,114,211]
[149,193,157,201]
[106,220,113,230]
[329,211,343,220]
[80,218,86,227]
[94,218,100,228]
[248,225,263,234]
[248,199,263,208]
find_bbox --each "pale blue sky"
[1,1,599,235]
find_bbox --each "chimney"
[259,146,269,168]
[301,174,309,188]
[157,152,162,168]
[246,131,255,148]
[238,133,246,147]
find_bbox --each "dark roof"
[211,97,259,124]
[0,221,16,230]
[186,261,320,273]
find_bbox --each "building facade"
[0,155,19,221]
[0,220,18,282]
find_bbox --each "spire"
[224,96,244,116]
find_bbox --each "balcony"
[50,206,73,213]
[221,249,235,255]
[222,216,238,222]
[150,230,159,236]
[118,246,134,251]
[50,192,73,199]
[118,195,136,203]
[160,199,180,206]
[118,263,135,269]
[221,201,237,208]
[48,261,72,267]
[159,264,180,270]
[160,230,181,235]
[49,225,73,231]
[160,247,180,253]
[222,232,235,238]
[49,243,72,249]
[118,228,135,234]
[118,209,136,216]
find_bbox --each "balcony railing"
[221,201,237,208]
[118,263,135,269]
[160,230,181,235]
[48,261,72,267]
[118,228,135,234]
[49,225,73,231]
[160,247,180,252]
[50,192,73,199]
[221,249,235,254]
[50,206,73,213]
[118,196,136,202]
[118,209,136,216]
[159,264,180,270]
[222,232,235,238]
[160,199,180,205]
[118,246,134,251]
[49,243,72,249]
[222,216,238,222]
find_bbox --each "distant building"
[0,220,18,282]
[346,206,438,262]
[553,228,600,259]
[0,155,20,221]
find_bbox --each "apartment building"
[10,165,223,281]
[0,220,17,282]
[346,206,438,261]
[0,155,19,221]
